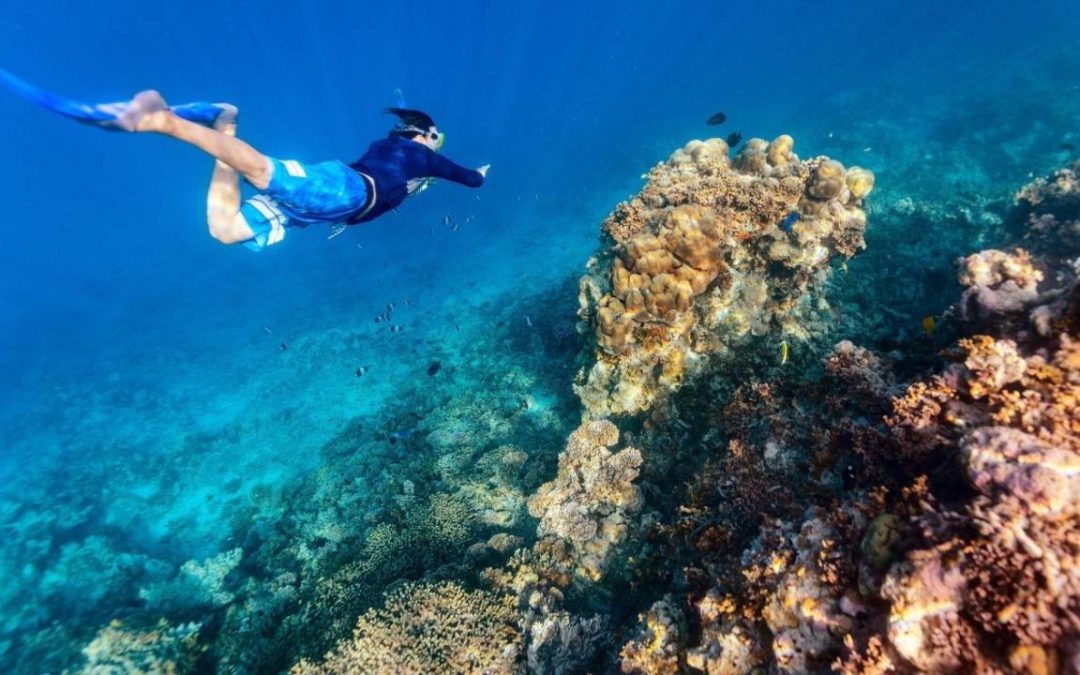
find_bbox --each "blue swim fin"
[0,68,234,131]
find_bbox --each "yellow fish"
[840,261,848,274]
[921,316,936,335]
[780,340,790,365]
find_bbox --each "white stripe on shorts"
[247,194,288,246]
[283,159,307,178]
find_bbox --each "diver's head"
[386,107,444,151]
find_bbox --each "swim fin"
[0,68,234,131]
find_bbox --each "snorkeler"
[0,70,489,251]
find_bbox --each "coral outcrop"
[527,420,643,582]
[576,135,874,417]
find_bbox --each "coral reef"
[75,619,202,675]
[138,548,242,616]
[291,581,520,675]
[576,135,874,417]
[527,420,643,582]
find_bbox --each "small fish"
[405,299,413,307]
[262,326,274,334]
[706,111,727,126]
[781,211,800,232]
[921,316,937,335]
[450,222,460,232]
[390,325,403,333]
[428,226,434,236]
[374,315,382,323]
[779,340,789,365]
[427,360,442,376]
[387,303,395,313]
[280,342,288,352]
[453,323,461,331]
[726,132,742,147]
[356,366,369,377]
[442,215,450,226]
[356,244,363,249]
[525,315,533,328]
[1062,142,1075,152]
[465,215,473,223]
[840,261,848,274]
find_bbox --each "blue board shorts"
[240,157,370,251]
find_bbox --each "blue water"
[0,0,1077,671]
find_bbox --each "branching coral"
[576,135,874,417]
[291,581,520,675]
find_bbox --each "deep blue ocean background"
[1,0,1078,671]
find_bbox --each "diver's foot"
[212,103,238,136]
[120,90,170,132]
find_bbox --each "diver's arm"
[426,151,485,187]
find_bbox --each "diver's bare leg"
[135,91,273,189]
[205,117,257,244]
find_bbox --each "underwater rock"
[576,134,874,417]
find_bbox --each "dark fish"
[428,226,434,236]
[427,360,441,376]
[706,111,727,126]
[387,303,395,313]
[405,299,413,307]
[781,211,800,232]
[356,366,369,377]
[374,316,382,323]
[726,132,742,146]
[390,325,403,333]
[280,342,288,351]
[1062,142,1075,152]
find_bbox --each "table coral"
[577,135,873,417]
[527,420,643,582]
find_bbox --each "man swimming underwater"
[128,91,489,250]
[0,70,489,251]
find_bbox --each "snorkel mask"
[398,125,444,151]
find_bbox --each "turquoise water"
[1,1,1078,672]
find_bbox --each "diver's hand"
[477,164,490,177]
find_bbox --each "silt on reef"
[575,134,874,418]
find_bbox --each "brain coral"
[576,135,873,417]
[527,419,643,582]
[291,581,520,675]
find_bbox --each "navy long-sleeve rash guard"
[347,136,484,224]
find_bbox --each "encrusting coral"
[576,135,874,417]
